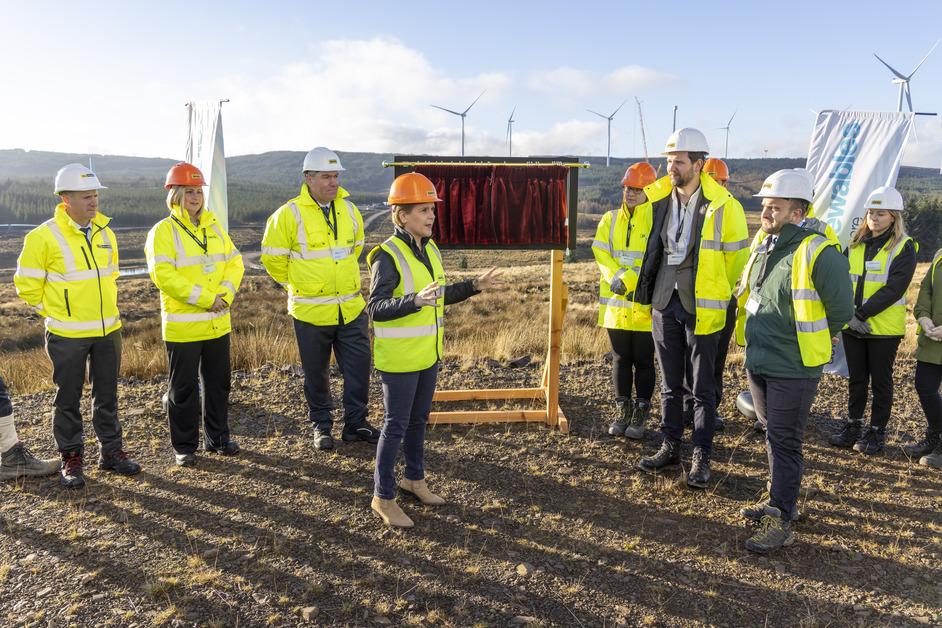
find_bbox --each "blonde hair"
[850,208,907,250]
[166,185,205,213]
[391,204,410,228]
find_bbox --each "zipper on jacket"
[84,229,106,336]
[64,289,71,317]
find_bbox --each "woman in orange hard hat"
[592,162,658,441]
[366,172,502,528]
[145,163,245,467]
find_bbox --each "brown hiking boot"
[399,478,446,505]
[0,442,60,480]
[371,496,414,528]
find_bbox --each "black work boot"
[60,452,85,489]
[903,433,940,459]
[920,442,942,469]
[0,442,60,481]
[828,420,861,448]
[637,438,681,473]
[714,415,726,432]
[341,421,380,444]
[174,452,197,467]
[312,425,335,450]
[623,399,650,440]
[740,491,801,522]
[687,447,711,489]
[98,450,142,476]
[745,506,794,554]
[205,440,240,455]
[608,398,631,437]
[753,419,767,434]
[853,426,886,456]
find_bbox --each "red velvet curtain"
[412,164,568,248]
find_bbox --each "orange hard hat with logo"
[388,172,442,205]
[621,162,657,189]
[703,158,729,182]
[164,162,207,189]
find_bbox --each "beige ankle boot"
[371,496,414,527]
[399,478,446,506]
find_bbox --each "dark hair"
[791,199,810,215]
[688,151,707,172]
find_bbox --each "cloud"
[527,65,679,102]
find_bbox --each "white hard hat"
[302,147,345,172]
[662,127,709,155]
[864,186,904,211]
[754,169,814,202]
[54,163,107,194]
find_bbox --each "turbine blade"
[431,104,462,115]
[908,38,941,77]
[586,109,608,119]
[508,105,516,123]
[727,110,737,126]
[463,90,486,115]
[873,53,908,80]
[609,98,629,118]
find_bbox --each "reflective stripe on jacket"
[848,236,917,336]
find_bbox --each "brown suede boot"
[399,478,446,505]
[371,496,414,528]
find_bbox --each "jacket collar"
[643,172,731,210]
[54,203,111,231]
[169,204,216,229]
[393,225,430,256]
[297,183,350,207]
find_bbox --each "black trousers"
[652,291,721,453]
[606,328,655,401]
[45,330,123,456]
[842,332,902,429]
[0,375,11,417]
[684,297,736,418]
[293,311,370,429]
[747,369,819,517]
[166,334,232,454]
[915,360,942,436]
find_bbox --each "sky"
[3,0,942,167]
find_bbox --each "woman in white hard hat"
[829,186,917,455]
[366,172,502,528]
[145,163,245,467]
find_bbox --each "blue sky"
[3,0,942,166]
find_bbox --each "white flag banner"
[185,101,229,232]
[805,110,914,376]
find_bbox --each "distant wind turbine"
[718,110,736,159]
[430,90,486,156]
[506,106,516,157]
[634,97,649,162]
[874,40,940,112]
[587,99,628,166]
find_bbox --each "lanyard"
[754,236,777,290]
[171,215,208,253]
[319,201,337,236]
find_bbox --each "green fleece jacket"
[744,223,855,379]
[914,249,942,365]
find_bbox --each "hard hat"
[754,169,814,202]
[54,163,107,194]
[621,162,657,188]
[388,172,441,205]
[703,158,729,182]
[302,147,345,172]
[864,186,905,211]
[662,127,709,155]
[164,162,207,189]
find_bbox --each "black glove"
[609,277,627,295]
[847,316,872,335]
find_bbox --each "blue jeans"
[0,376,12,417]
[374,363,439,499]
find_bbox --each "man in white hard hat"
[14,164,141,488]
[734,169,852,552]
[261,148,379,450]
[634,128,749,488]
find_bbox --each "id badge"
[864,260,882,272]
[667,253,685,266]
[618,254,633,266]
[330,248,346,262]
[745,294,762,315]
[202,259,215,274]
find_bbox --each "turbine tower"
[430,90,486,156]
[506,106,516,157]
[635,97,649,162]
[718,110,737,159]
[874,40,940,112]
[587,99,628,166]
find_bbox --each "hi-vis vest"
[644,173,750,334]
[144,205,244,343]
[736,233,833,367]
[367,236,446,373]
[848,236,917,336]
[14,204,121,339]
[261,185,365,326]
[592,202,653,331]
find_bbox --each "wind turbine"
[587,99,627,166]
[718,110,737,159]
[634,97,649,162]
[873,40,940,112]
[506,106,516,157]
[430,90,486,156]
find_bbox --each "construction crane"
[635,97,649,162]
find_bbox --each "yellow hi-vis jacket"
[14,204,121,338]
[735,233,834,367]
[848,235,917,336]
[367,237,446,373]
[144,205,244,343]
[592,202,653,331]
[643,173,750,334]
[261,185,365,326]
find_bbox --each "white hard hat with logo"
[864,186,905,211]
[302,147,345,172]
[754,169,814,202]
[662,127,710,155]
[54,163,107,194]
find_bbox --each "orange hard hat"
[703,158,729,182]
[164,162,207,189]
[388,172,441,205]
[621,162,657,189]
